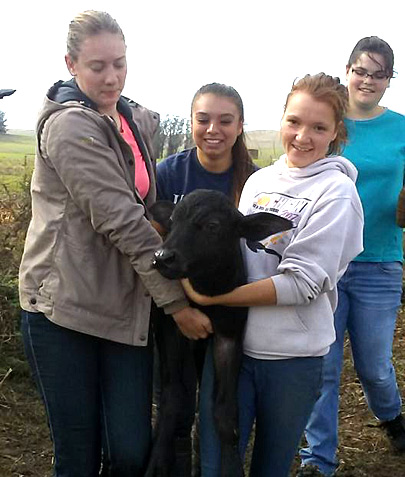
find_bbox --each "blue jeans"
[21,310,153,477]
[200,346,323,477]
[300,261,403,475]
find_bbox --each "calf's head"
[151,190,292,285]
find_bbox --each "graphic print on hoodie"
[238,154,364,360]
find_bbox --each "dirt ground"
[1,309,405,477]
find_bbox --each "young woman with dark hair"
[155,82,256,475]
[299,36,405,477]
[157,82,256,207]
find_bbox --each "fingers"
[179,316,211,340]
[201,312,213,335]
[172,306,213,340]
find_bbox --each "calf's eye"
[204,221,221,233]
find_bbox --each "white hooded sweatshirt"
[239,155,364,360]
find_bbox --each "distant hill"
[7,129,281,146]
[8,129,35,136]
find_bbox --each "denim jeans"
[199,345,323,477]
[21,310,153,477]
[300,261,403,475]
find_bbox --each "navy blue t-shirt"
[156,148,234,203]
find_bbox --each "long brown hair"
[191,83,256,205]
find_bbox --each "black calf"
[146,189,292,477]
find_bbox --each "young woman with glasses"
[298,36,405,477]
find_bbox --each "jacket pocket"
[53,234,135,320]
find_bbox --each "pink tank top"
[119,114,150,200]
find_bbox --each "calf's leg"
[212,333,245,477]
[146,304,197,477]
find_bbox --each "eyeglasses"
[351,67,390,81]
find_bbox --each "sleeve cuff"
[163,298,190,315]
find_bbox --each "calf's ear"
[238,212,293,241]
[149,200,175,236]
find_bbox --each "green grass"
[0,133,36,154]
[0,134,35,191]
[253,146,284,168]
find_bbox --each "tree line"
[0,111,7,134]
[153,115,194,159]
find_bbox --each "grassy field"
[0,134,35,191]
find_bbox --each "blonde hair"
[67,10,125,61]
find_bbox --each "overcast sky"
[1,0,404,132]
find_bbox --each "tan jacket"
[19,82,187,345]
